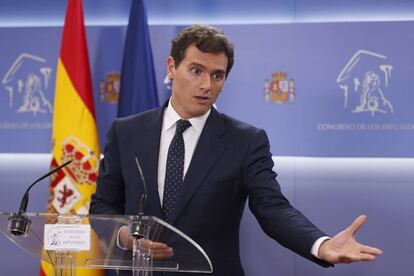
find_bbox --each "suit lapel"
[168,108,227,224]
[133,105,165,218]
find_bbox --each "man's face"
[167,44,228,119]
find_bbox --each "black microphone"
[129,157,149,239]
[8,160,72,236]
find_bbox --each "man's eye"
[212,73,224,81]
[190,67,201,75]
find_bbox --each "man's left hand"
[318,215,383,264]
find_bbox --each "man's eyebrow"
[212,69,226,75]
[189,62,226,75]
[189,62,206,69]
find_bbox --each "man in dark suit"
[90,25,382,275]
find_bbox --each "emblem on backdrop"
[336,50,394,116]
[2,53,53,115]
[100,71,120,104]
[264,72,295,104]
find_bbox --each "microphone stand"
[129,157,152,276]
[129,157,149,239]
[8,160,72,236]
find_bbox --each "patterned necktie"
[162,119,192,219]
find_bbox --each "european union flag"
[117,0,159,117]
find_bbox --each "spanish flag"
[40,0,103,275]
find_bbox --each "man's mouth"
[194,95,210,103]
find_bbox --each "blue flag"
[117,0,159,117]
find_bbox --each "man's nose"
[199,74,211,91]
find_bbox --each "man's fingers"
[149,241,169,250]
[139,239,168,249]
[350,253,376,262]
[361,245,383,256]
[138,239,174,259]
[153,249,174,260]
[347,215,367,235]
[353,252,377,262]
[337,252,376,263]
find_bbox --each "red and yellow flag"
[41,0,103,275]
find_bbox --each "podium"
[0,212,213,275]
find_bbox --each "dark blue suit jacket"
[90,103,330,275]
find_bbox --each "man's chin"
[188,106,211,118]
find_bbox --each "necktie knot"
[175,119,191,135]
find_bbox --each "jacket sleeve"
[90,120,126,215]
[243,128,332,267]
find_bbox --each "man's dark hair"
[170,25,234,78]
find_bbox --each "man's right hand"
[118,226,174,259]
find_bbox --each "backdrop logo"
[264,72,295,104]
[2,53,53,115]
[336,50,394,116]
[100,71,120,104]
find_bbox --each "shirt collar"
[164,98,211,133]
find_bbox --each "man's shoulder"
[215,111,271,153]
[114,107,161,126]
[218,111,262,135]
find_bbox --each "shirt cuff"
[116,225,130,250]
[311,236,331,259]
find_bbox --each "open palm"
[319,215,383,264]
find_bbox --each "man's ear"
[166,56,175,79]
